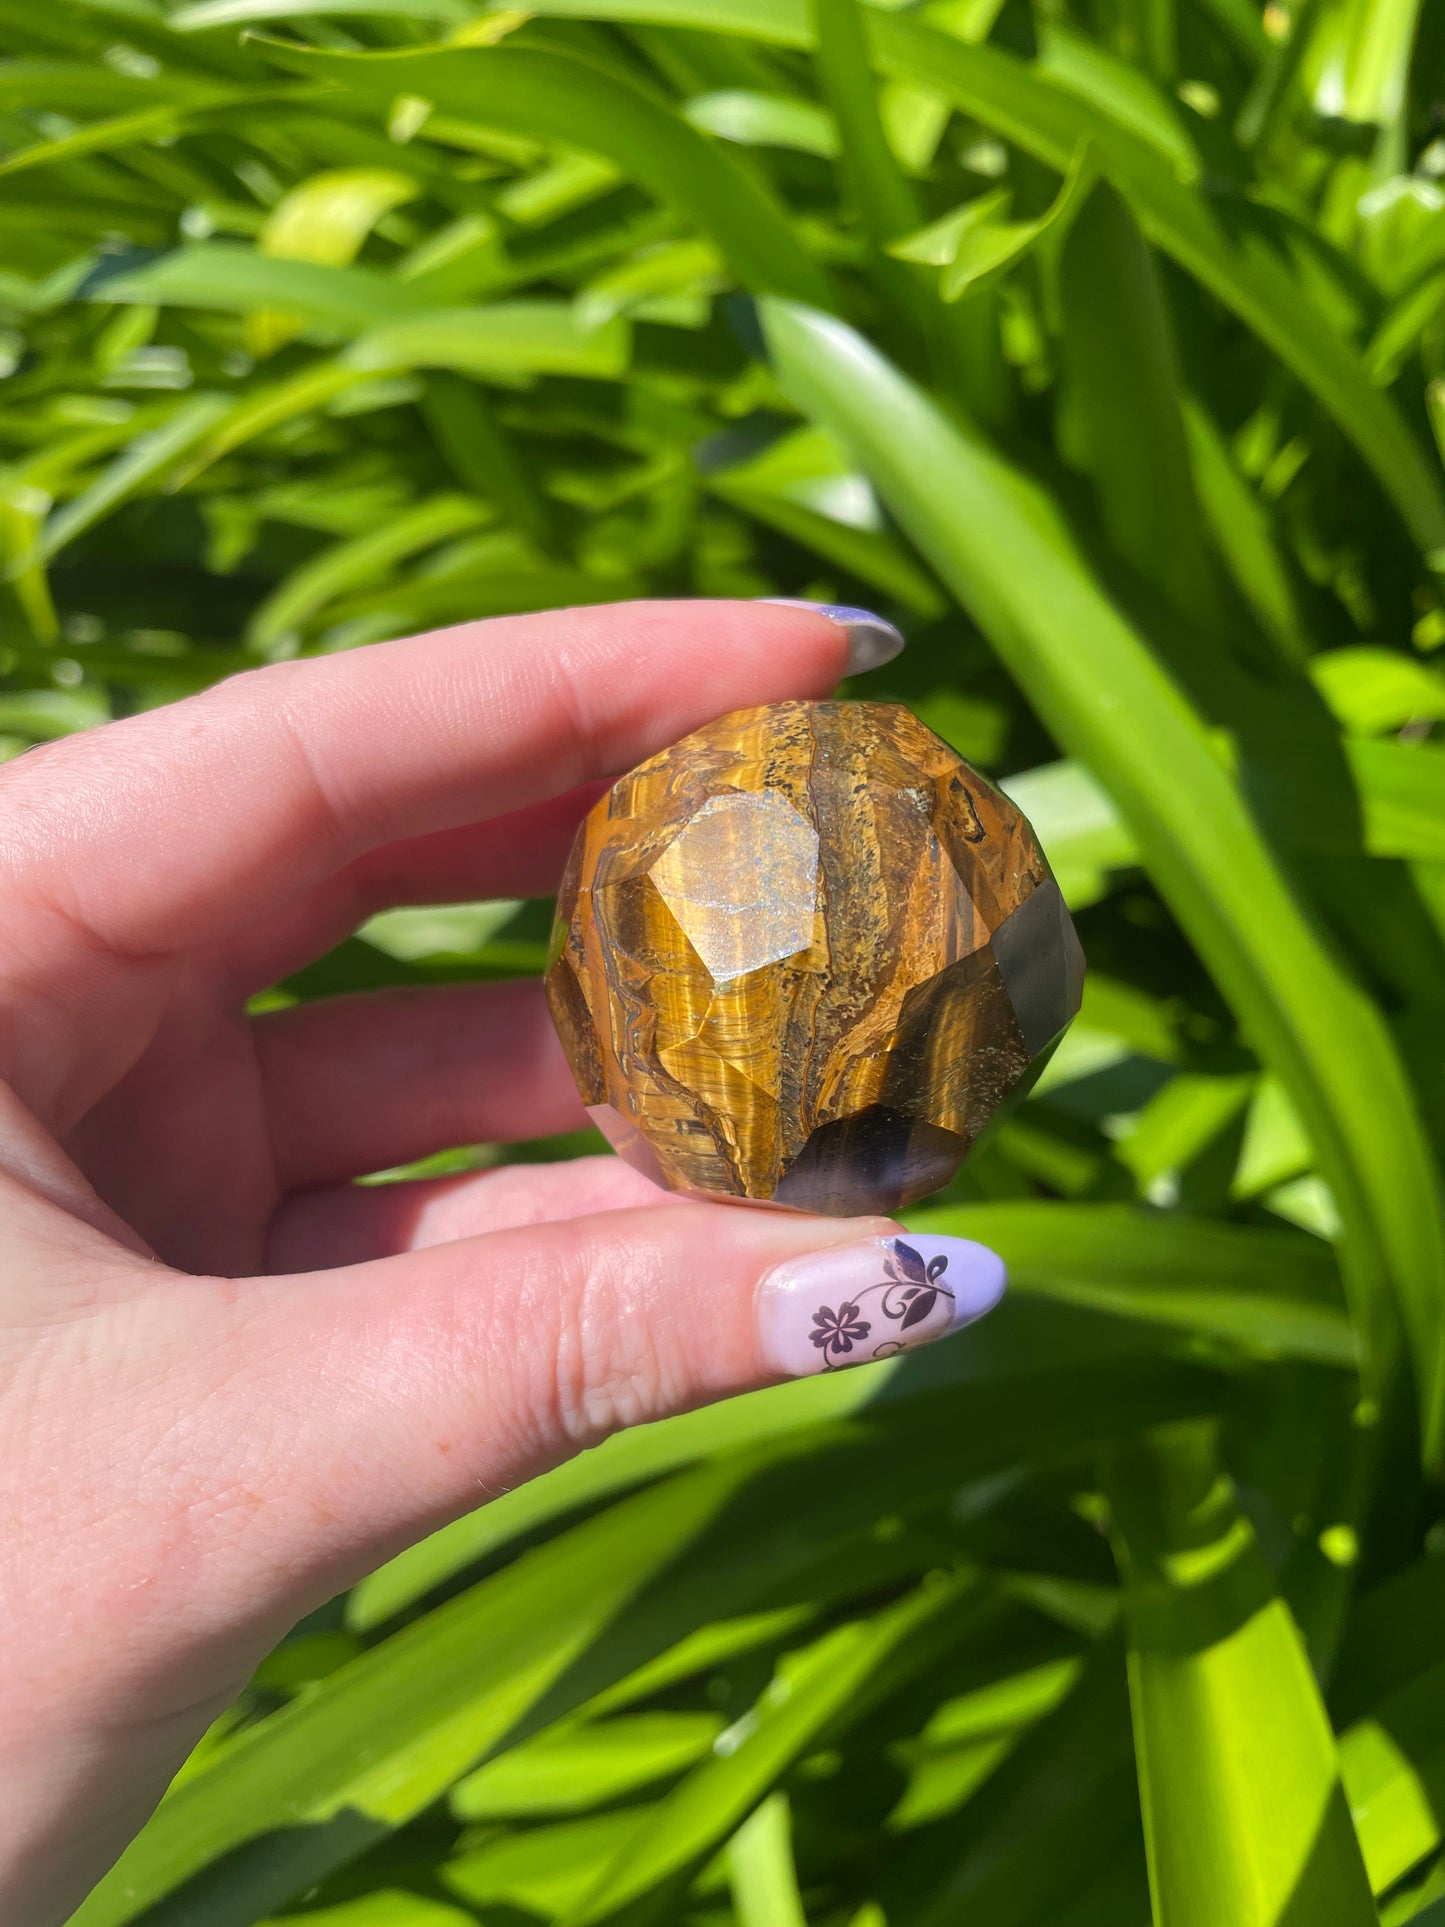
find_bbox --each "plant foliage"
[3,0,1445,1921]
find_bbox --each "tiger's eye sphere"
[545,700,1084,1216]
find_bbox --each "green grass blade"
[174,360,373,483]
[474,0,810,37]
[1283,740,1445,865]
[69,1463,764,1927]
[0,95,270,176]
[727,1795,810,1927]
[813,0,917,244]
[1182,396,1313,666]
[39,393,231,559]
[705,473,946,615]
[1338,0,1421,135]
[864,14,1445,557]
[498,0,1445,544]
[1106,1420,1379,1925]
[253,39,833,307]
[87,242,433,331]
[1055,178,1224,631]
[1342,1659,1445,1895]
[451,1712,724,1821]
[247,163,418,355]
[683,89,838,157]
[78,1364,1209,1925]
[566,1572,991,1924]
[1037,18,1198,173]
[760,295,1445,1463]
[172,0,467,23]
[344,303,632,380]
[1235,0,1324,147]
[880,1641,1139,1927]
[914,1203,1356,1365]
[1008,742,1445,876]
[0,479,58,645]
[245,493,491,650]
[0,61,232,112]
[439,1809,659,1917]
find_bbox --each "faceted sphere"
[544,701,1084,1217]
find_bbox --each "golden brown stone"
[545,701,1084,1216]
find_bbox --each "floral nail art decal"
[808,1240,958,1369]
[810,1298,872,1359]
[756,1234,1005,1380]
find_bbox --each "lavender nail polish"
[757,1234,1005,1378]
[757,598,906,676]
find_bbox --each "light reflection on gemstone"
[646,790,819,982]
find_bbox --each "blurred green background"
[4,0,1445,1921]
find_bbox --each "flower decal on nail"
[758,1234,1004,1382]
[810,1240,957,1371]
[810,1300,872,1357]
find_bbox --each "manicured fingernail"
[756,1233,1005,1378]
[758,598,906,676]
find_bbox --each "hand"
[0,600,999,1923]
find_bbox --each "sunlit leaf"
[344,303,632,380]
[567,1571,992,1923]
[760,295,1445,1463]
[727,1794,809,1927]
[684,89,839,157]
[249,165,420,356]
[451,1712,724,1819]
[866,15,1445,554]
[252,38,834,307]
[1107,1421,1378,1926]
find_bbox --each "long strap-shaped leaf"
[74,1360,1208,1927]
[861,15,1445,559]
[495,0,1445,556]
[253,39,832,309]
[1106,1421,1379,1925]
[727,1795,810,1927]
[566,1571,993,1925]
[759,296,1445,1466]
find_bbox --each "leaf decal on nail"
[898,1287,938,1330]
[890,1239,929,1283]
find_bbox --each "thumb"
[217,1202,1006,1615]
[14,1198,1005,1910]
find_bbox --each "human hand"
[0,600,1003,1923]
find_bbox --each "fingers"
[213,1206,885,1601]
[219,781,608,996]
[254,978,584,1191]
[0,600,844,1123]
[20,1202,902,1730]
[0,601,845,965]
[344,782,611,913]
[266,1154,665,1272]
[190,1206,1007,1622]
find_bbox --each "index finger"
[0,599,855,963]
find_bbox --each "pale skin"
[0,601,903,1924]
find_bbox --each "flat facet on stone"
[545,700,1084,1216]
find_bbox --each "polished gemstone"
[545,701,1084,1216]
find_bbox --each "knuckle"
[522,1236,677,1453]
